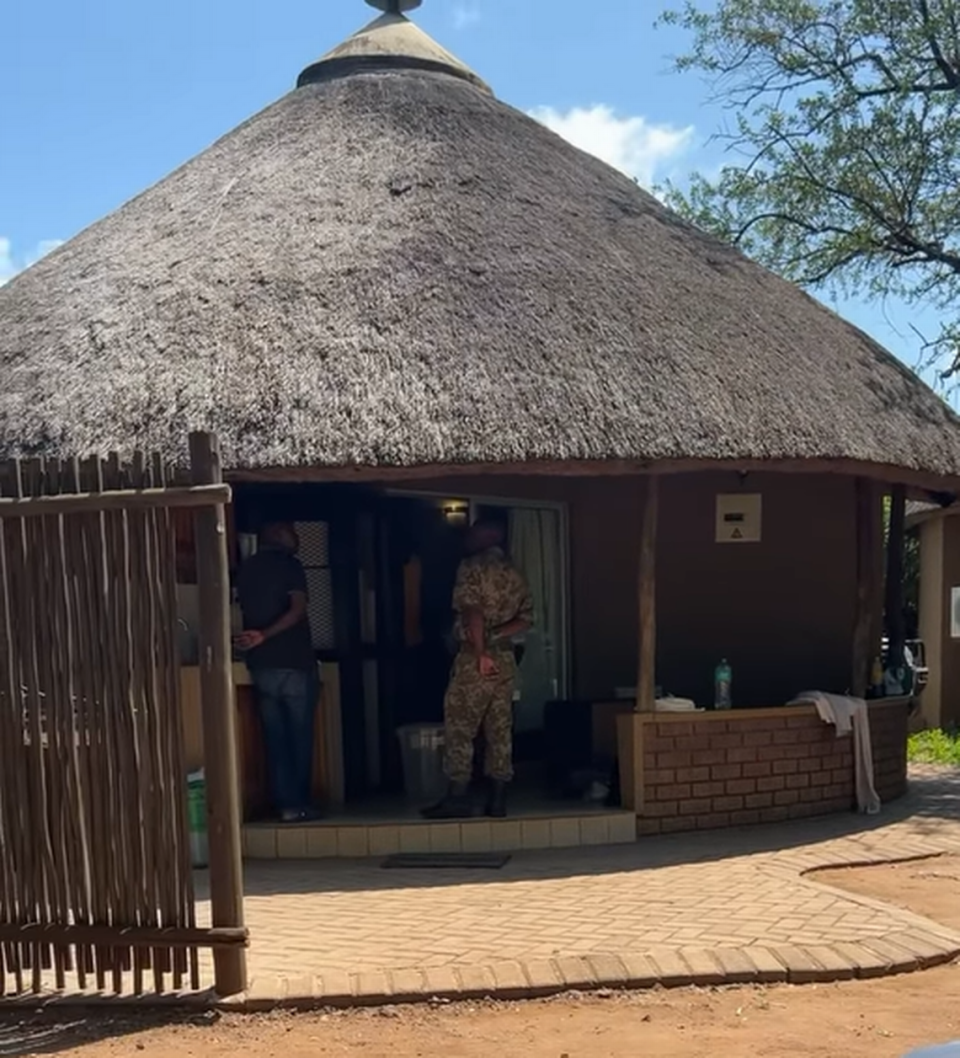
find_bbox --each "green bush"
[907,728,960,766]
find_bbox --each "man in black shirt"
[236,522,319,822]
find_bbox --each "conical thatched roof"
[3,3,960,480]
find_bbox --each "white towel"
[790,692,881,815]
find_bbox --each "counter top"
[180,662,253,687]
[604,696,912,724]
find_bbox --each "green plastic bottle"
[714,659,732,710]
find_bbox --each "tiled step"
[243,810,637,860]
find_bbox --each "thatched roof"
[3,3,960,480]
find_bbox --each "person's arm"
[452,563,498,676]
[236,560,308,650]
[493,577,534,640]
[261,590,308,641]
[494,614,532,640]
[462,606,487,655]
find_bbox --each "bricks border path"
[3,766,957,1011]
[231,931,960,1011]
[220,765,960,1011]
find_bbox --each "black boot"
[486,780,508,819]
[421,782,473,820]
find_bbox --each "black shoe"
[486,781,508,819]
[421,783,473,820]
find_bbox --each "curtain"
[508,507,563,731]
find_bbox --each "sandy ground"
[812,852,960,933]
[2,855,958,1058]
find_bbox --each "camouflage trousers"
[443,651,516,784]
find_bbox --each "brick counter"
[616,698,910,836]
[869,697,910,802]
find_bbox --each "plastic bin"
[396,724,447,805]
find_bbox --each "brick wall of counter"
[639,712,855,835]
[637,700,910,835]
[869,698,910,803]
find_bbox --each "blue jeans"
[251,668,319,815]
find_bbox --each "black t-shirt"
[236,547,315,672]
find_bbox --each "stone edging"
[224,929,960,1011]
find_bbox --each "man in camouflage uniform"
[423,521,534,820]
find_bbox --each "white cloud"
[452,3,481,29]
[0,237,63,285]
[528,104,694,188]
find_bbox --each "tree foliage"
[658,0,960,376]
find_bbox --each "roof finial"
[365,0,422,12]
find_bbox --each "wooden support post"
[635,474,659,713]
[885,484,907,672]
[852,478,878,696]
[189,432,247,998]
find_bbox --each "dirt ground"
[3,855,958,1058]
[812,852,960,932]
[2,970,958,1058]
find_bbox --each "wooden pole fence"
[0,924,248,950]
[0,483,231,519]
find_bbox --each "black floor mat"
[381,852,511,870]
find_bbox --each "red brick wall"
[870,698,909,803]
[640,712,854,836]
[638,702,910,836]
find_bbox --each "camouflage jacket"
[452,547,534,653]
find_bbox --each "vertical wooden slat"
[635,474,659,713]
[63,458,99,985]
[154,453,199,991]
[0,462,27,994]
[189,432,247,998]
[75,456,113,990]
[127,453,150,995]
[37,458,74,989]
[99,455,131,991]
[12,458,59,989]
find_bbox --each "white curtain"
[508,508,563,731]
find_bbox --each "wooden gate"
[0,433,246,998]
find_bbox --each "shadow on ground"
[0,1009,219,1057]
[206,767,959,900]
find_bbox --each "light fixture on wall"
[442,500,469,526]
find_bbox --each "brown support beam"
[852,478,880,696]
[635,474,659,713]
[189,432,247,998]
[885,484,907,671]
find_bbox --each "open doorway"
[369,491,570,805]
[230,481,575,817]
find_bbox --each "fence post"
[189,432,247,997]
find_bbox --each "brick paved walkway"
[202,765,960,1007]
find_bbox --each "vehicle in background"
[879,637,929,696]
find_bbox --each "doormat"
[381,852,511,870]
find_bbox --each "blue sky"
[1,0,945,388]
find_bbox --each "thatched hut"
[2,0,957,854]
